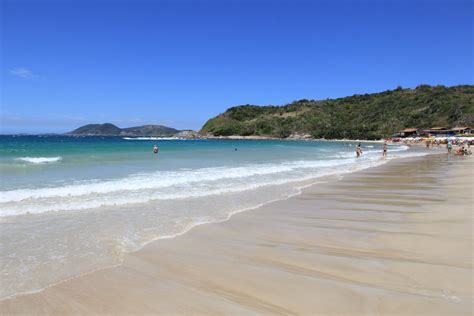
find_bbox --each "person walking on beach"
[383,142,388,157]
[356,143,363,158]
[153,144,159,154]
[447,140,452,154]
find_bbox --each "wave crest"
[16,157,62,164]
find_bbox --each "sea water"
[0,136,424,298]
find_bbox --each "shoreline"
[0,145,405,300]
[6,133,473,147]
[2,152,472,314]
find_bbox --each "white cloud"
[9,68,40,80]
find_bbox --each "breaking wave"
[16,157,62,164]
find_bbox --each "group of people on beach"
[425,138,472,149]
[357,140,472,158]
[452,142,472,156]
[387,136,473,157]
[426,139,441,148]
[442,139,472,155]
[418,139,472,156]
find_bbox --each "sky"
[1,0,472,133]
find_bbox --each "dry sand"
[1,154,472,315]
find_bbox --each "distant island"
[201,85,474,140]
[66,123,181,137]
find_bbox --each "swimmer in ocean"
[356,143,363,158]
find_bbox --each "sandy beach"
[1,153,472,315]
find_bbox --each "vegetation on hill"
[66,123,179,136]
[201,85,474,139]
[120,125,179,136]
[67,123,122,135]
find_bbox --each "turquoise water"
[0,135,421,298]
[1,136,359,191]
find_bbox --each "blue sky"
[1,0,472,133]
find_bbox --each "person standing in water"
[356,143,363,158]
[153,144,159,154]
[383,142,388,157]
[446,140,452,154]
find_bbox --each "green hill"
[67,123,122,135]
[201,85,474,139]
[66,123,180,136]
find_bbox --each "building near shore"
[424,126,471,137]
[399,128,420,137]
[423,127,449,137]
[450,126,472,135]
[396,126,472,138]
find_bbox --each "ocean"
[0,135,424,298]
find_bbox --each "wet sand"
[1,154,472,315]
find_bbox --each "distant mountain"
[66,123,180,136]
[201,85,474,139]
[66,123,122,135]
[121,125,180,136]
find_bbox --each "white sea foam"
[0,160,353,215]
[1,144,416,217]
[16,157,62,164]
[0,156,421,217]
[0,159,349,202]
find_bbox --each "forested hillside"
[201,85,474,139]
